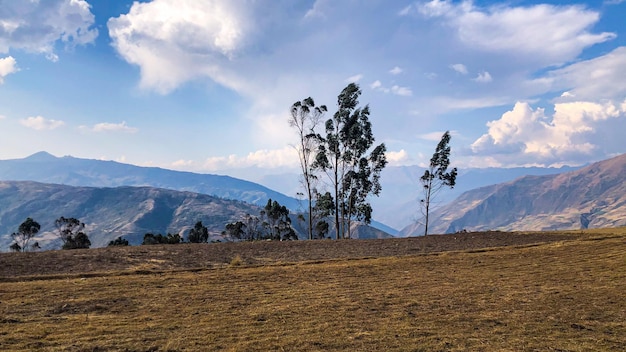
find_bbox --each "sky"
[1,0,626,179]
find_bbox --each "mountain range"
[0,180,393,250]
[399,153,626,236]
[232,164,580,229]
[0,152,397,236]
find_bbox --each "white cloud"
[389,66,403,75]
[474,71,492,83]
[370,80,383,90]
[0,56,17,83]
[0,114,5,120]
[391,85,413,97]
[108,0,251,94]
[471,100,626,166]
[203,146,299,170]
[534,47,626,101]
[386,149,410,166]
[371,80,412,96]
[345,73,363,83]
[419,131,458,142]
[450,63,468,75]
[417,1,615,66]
[20,116,65,130]
[0,0,97,60]
[90,121,138,133]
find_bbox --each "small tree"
[187,221,209,243]
[420,131,457,236]
[264,199,297,240]
[223,221,246,240]
[10,218,41,252]
[55,217,91,249]
[108,237,129,246]
[289,97,327,240]
[63,233,91,250]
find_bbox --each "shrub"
[108,237,130,247]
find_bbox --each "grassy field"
[1,230,625,351]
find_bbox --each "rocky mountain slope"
[0,152,396,235]
[0,181,261,249]
[400,153,626,236]
[0,181,393,250]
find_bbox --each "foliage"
[55,216,91,249]
[142,233,182,245]
[108,237,130,247]
[314,83,387,239]
[223,221,246,240]
[10,217,41,252]
[290,97,327,240]
[224,199,298,241]
[187,221,209,243]
[264,199,297,240]
[420,131,457,236]
[63,232,91,250]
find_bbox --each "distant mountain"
[245,164,581,230]
[0,181,261,249]
[0,152,301,210]
[399,153,626,236]
[0,152,396,235]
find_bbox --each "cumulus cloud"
[474,71,492,83]
[370,80,412,96]
[386,149,411,166]
[391,85,413,96]
[389,66,403,75]
[0,56,17,83]
[450,63,468,75]
[108,0,251,94]
[0,0,97,60]
[81,121,138,133]
[20,116,65,130]
[203,146,299,170]
[471,100,626,166]
[415,0,615,66]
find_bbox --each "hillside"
[0,152,300,210]
[0,181,261,249]
[1,230,624,351]
[0,152,396,235]
[400,153,626,235]
[0,181,393,250]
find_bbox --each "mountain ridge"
[399,153,626,236]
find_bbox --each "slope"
[400,153,626,235]
[0,181,260,249]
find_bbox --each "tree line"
[290,83,457,238]
[9,216,91,252]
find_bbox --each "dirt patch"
[0,231,584,279]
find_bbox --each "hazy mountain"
[0,152,396,235]
[245,164,581,230]
[399,153,626,236]
[0,181,261,249]
[0,152,300,210]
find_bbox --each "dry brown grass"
[1,231,624,351]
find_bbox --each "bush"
[142,233,182,245]
[108,237,130,247]
[62,232,91,250]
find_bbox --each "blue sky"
[1,0,625,178]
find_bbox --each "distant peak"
[24,151,58,161]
